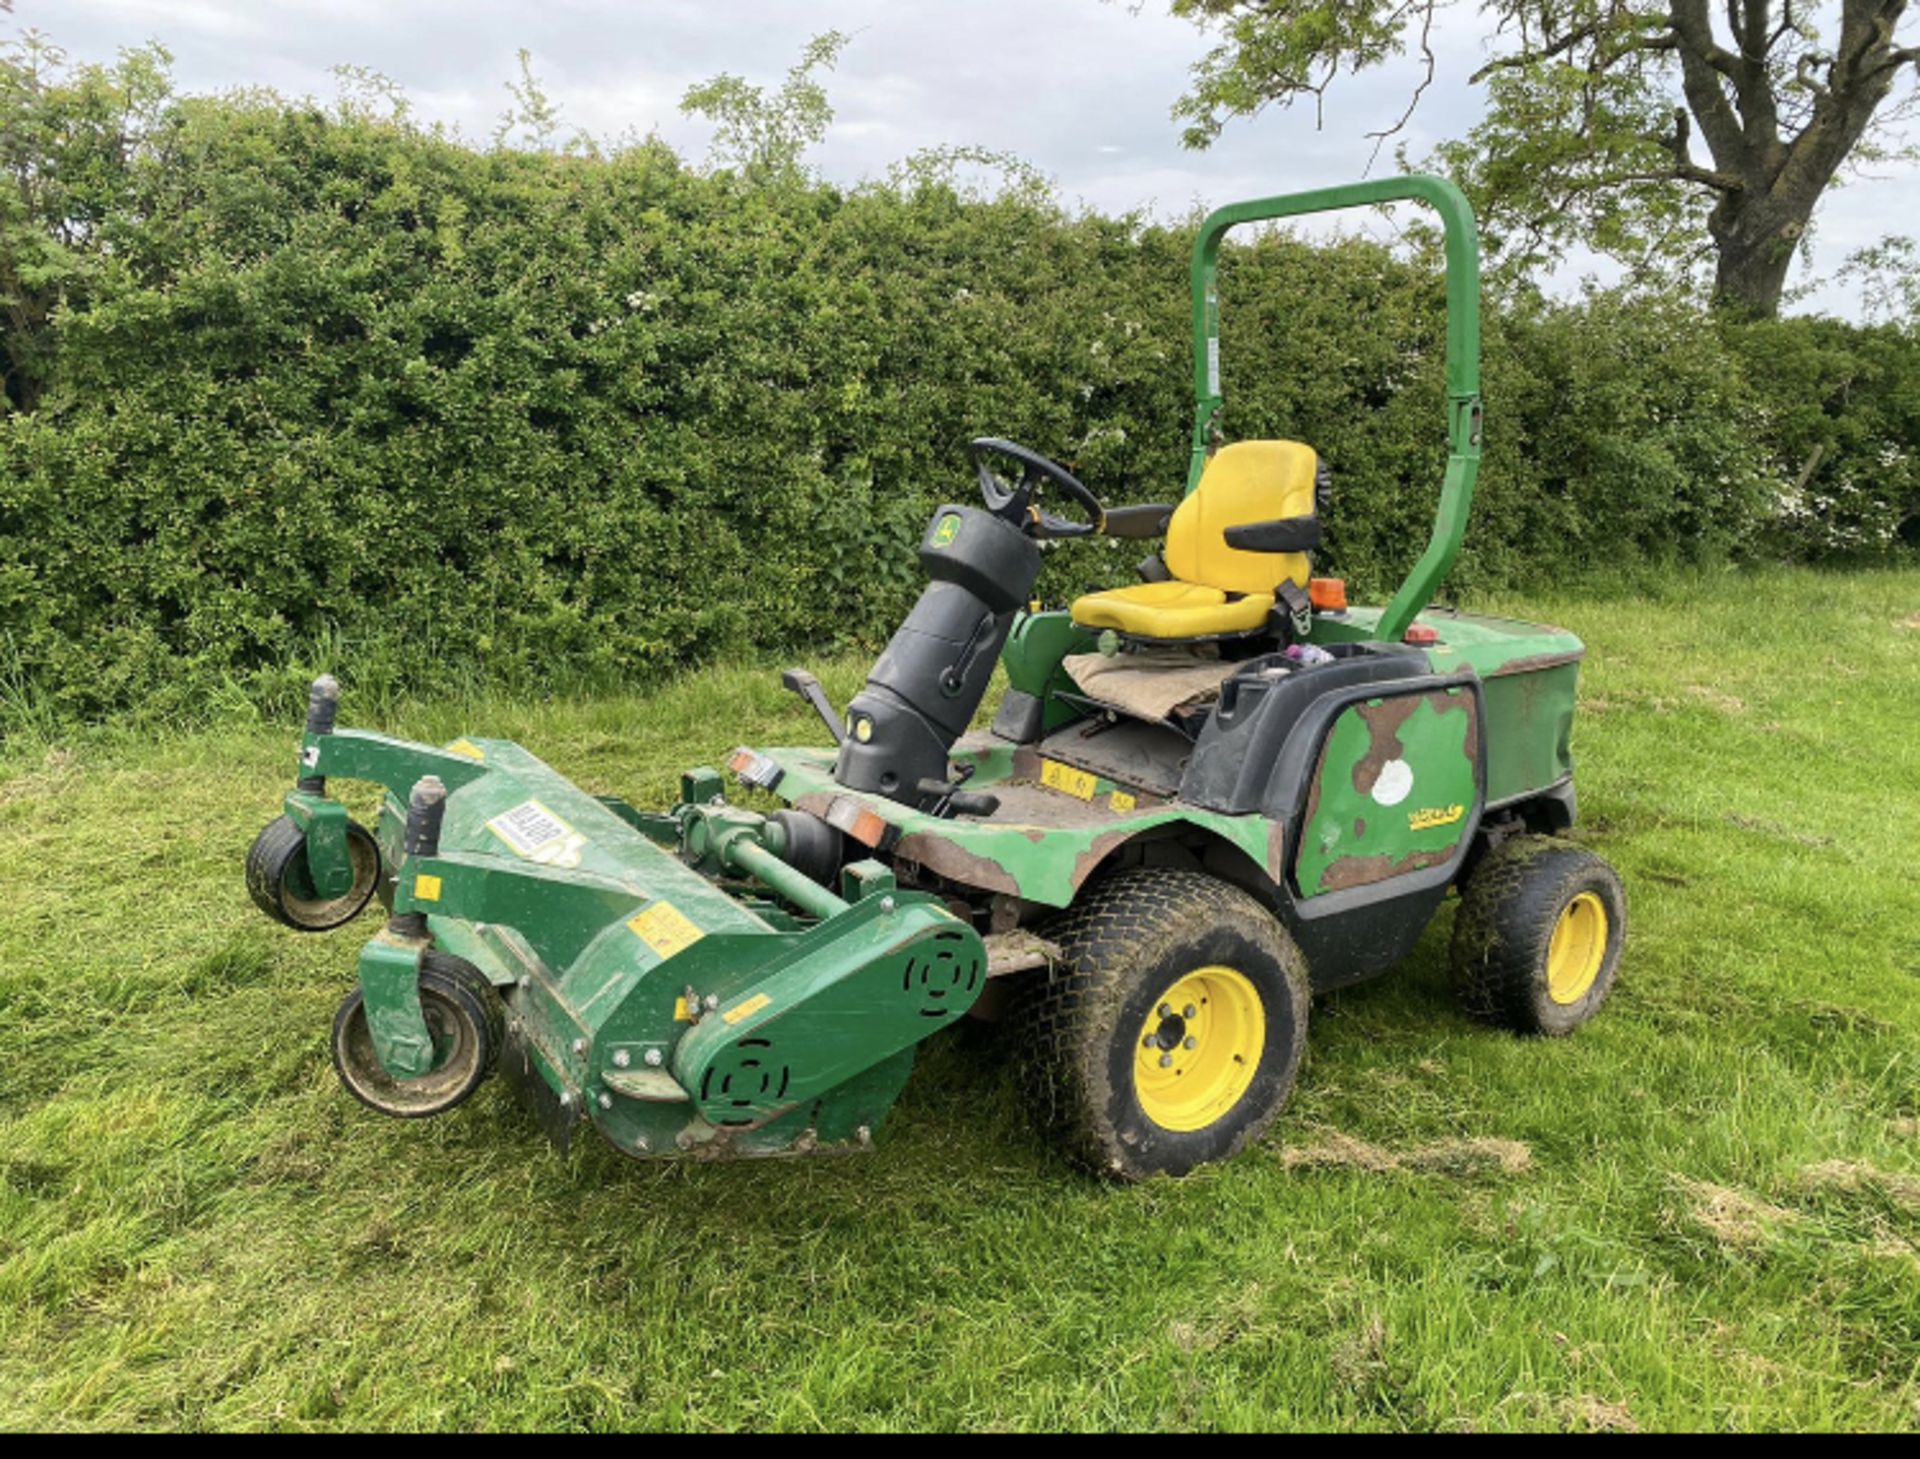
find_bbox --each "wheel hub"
[1546,891,1608,1004]
[1133,966,1266,1133]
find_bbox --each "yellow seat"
[1071,440,1319,641]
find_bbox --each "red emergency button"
[1404,623,1440,646]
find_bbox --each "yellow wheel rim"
[1133,965,1265,1132]
[1546,891,1609,1004]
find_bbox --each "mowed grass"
[1,565,1917,1432]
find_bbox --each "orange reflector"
[849,809,888,847]
[1404,624,1440,646]
[1309,577,1347,611]
[728,749,755,774]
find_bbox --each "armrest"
[1101,503,1175,539]
[1223,515,1322,553]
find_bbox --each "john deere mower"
[246,175,1626,1179]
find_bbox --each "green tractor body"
[247,177,1626,1178]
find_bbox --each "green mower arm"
[1188,173,1482,644]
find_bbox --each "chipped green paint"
[766,747,1283,907]
[1294,689,1479,897]
[1311,607,1582,805]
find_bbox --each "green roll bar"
[1188,174,1483,644]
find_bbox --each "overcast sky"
[15,0,1917,317]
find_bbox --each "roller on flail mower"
[246,175,1626,1180]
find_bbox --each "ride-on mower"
[246,176,1626,1180]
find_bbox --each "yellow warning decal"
[673,996,692,1022]
[1040,759,1098,801]
[413,873,442,902]
[1408,804,1465,831]
[446,738,486,761]
[722,992,771,1025]
[1109,790,1137,813]
[628,901,705,960]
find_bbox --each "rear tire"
[331,954,501,1118]
[1014,868,1309,1181]
[1450,836,1626,1036]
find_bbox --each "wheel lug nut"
[1158,1003,1172,1019]
[1183,1036,1197,1050]
[1159,1053,1173,1068]
[1183,1004,1197,1020]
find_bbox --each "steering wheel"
[968,438,1105,539]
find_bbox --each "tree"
[680,31,850,179]
[1163,0,1920,316]
[0,35,170,412]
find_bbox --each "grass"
[1,563,1917,1431]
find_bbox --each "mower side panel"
[1313,606,1583,809]
[1294,685,1480,897]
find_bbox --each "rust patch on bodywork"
[1319,847,1451,892]
[893,832,1021,895]
[1068,828,1135,891]
[1350,695,1422,795]
[1427,685,1479,764]
[1486,649,1584,678]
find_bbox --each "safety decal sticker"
[446,738,486,762]
[1040,759,1098,801]
[722,992,772,1026]
[1109,790,1137,813]
[628,900,705,960]
[486,799,587,869]
[413,873,443,902]
[1408,804,1464,831]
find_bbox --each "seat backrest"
[1164,440,1318,595]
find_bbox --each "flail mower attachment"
[246,677,988,1160]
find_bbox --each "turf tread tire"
[1014,868,1309,1181]
[1449,835,1626,1036]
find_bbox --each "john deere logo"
[930,513,962,548]
[1408,804,1464,831]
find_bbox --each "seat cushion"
[1070,580,1274,639]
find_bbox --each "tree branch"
[1366,0,1437,163]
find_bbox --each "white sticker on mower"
[1371,758,1414,807]
[486,799,587,869]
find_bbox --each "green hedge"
[2,53,1915,727]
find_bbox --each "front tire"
[1015,868,1309,1181]
[1450,835,1626,1035]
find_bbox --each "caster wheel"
[246,814,382,931]
[331,954,501,1118]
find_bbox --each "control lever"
[915,764,1001,820]
[780,668,845,745]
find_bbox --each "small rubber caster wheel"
[331,954,501,1118]
[246,814,381,932]
[1450,835,1627,1036]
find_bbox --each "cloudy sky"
[15,0,1916,317]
